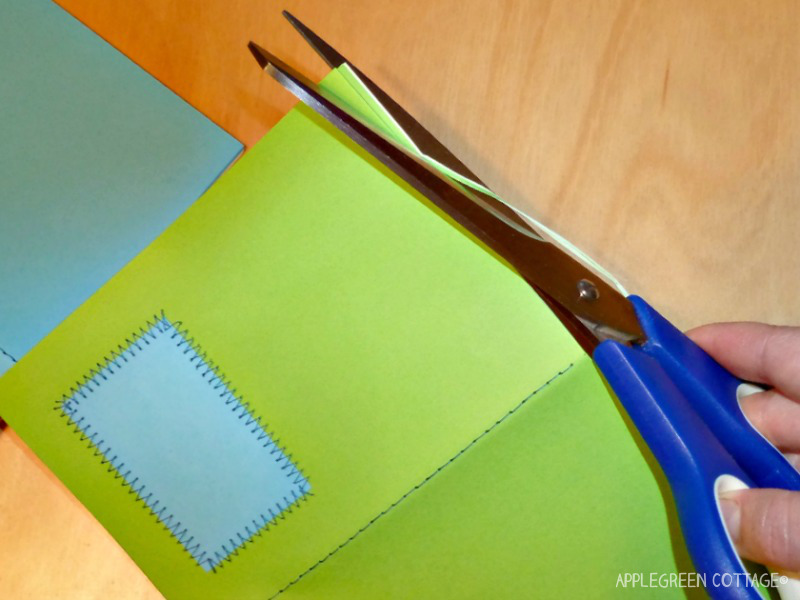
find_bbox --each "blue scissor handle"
[626,296,800,491]
[594,296,800,599]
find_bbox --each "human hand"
[688,322,800,574]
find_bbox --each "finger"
[687,322,800,399]
[719,488,800,573]
[786,453,800,471]
[740,390,800,453]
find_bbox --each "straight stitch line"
[271,363,575,598]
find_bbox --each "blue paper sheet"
[0,0,242,373]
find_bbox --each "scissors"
[250,12,800,599]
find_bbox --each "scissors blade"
[282,13,557,246]
[282,11,487,189]
[248,42,644,344]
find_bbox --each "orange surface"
[3,1,800,597]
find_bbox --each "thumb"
[720,488,800,573]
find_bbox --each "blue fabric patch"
[60,315,310,571]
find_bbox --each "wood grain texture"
[3,0,799,596]
[0,428,161,598]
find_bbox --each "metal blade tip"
[248,41,273,70]
[280,10,345,68]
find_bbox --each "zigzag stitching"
[0,345,17,364]
[55,311,312,571]
[269,363,575,598]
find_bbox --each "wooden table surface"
[3,0,800,597]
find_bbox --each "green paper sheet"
[0,72,686,598]
[326,64,628,297]
[284,359,688,599]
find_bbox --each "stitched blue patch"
[59,314,310,571]
[0,346,15,376]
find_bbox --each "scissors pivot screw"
[577,279,599,302]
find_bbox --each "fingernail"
[786,453,800,472]
[719,493,742,543]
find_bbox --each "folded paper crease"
[271,363,574,598]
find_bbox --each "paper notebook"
[0,64,687,598]
[0,0,242,374]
